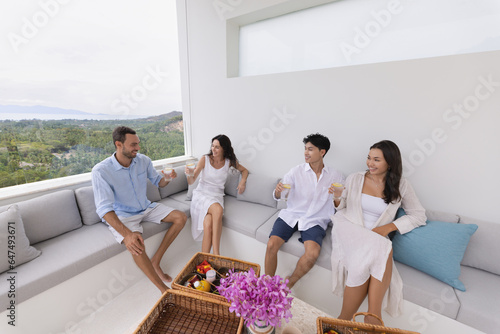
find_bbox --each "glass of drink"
[280,183,291,201]
[163,163,174,181]
[331,181,344,198]
[186,160,195,177]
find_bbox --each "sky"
[0,0,182,117]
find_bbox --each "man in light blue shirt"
[92,126,187,293]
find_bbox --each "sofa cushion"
[156,197,191,218]
[395,261,460,319]
[75,186,101,225]
[459,215,500,275]
[0,205,41,273]
[146,179,161,202]
[224,169,241,197]
[222,196,278,238]
[0,220,170,309]
[159,166,188,198]
[185,169,241,201]
[392,220,478,291]
[455,265,500,334]
[76,181,162,226]
[236,173,278,208]
[16,190,82,244]
[425,209,459,223]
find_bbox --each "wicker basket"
[317,313,420,334]
[134,289,244,334]
[172,252,261,303]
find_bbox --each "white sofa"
[0,167,498,333]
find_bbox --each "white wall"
[183,0,500,223]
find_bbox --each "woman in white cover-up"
[187,135,248,255]
[329,140,426,324]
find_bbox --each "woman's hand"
[372,223,397,237]
[237,180,246,194]
[328,184,344,198]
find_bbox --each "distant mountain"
[144,111,182,121]
[0,105,181,121]
[0,105,106,116]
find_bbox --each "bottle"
[206,269,216,283]
[187,274,201,288]
[193,280,211,292]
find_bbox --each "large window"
[238,0,500,76]
[0,1,185,188]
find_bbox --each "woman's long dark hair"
[207,134,238,168]
[370,140,402,204]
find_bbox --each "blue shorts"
[269,218,326,247]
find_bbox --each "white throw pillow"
[0,205,41,273]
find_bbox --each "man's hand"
[123,232,145,256]
[275,182,284,199]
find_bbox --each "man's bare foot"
[153,263,172,283]
[285,275,296,289]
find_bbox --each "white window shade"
[238,0,500,77]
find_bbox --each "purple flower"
[216,268,293,327]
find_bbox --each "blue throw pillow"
[392,209,478,291]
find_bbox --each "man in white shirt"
[265,133,344,288]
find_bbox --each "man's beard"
[122,148,137,159]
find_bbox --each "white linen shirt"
[274,163,344,231]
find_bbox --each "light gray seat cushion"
[168,190,190,203]
[0,220,170,309]
[223,196,278,238]
[455,265,500,333]
[396,261,460,319]
[157,197,191,218]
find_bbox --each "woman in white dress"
[187,135,248,255]
[329,140,426,324]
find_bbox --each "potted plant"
[217,268,294,334]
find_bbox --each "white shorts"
[105,204,175,244]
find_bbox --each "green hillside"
[0,113,184,188]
